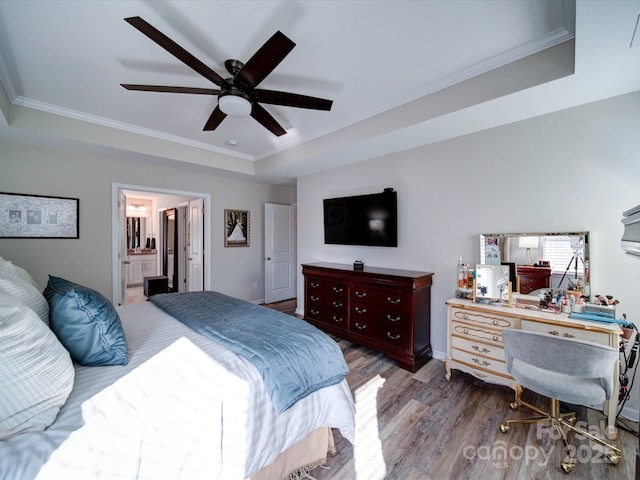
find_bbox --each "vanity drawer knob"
[472,345,490,354]
[387,332,400,340]
[472,357,490,367]
[492,320,498,326]
[463,329,469,334]
[493,335,499,342]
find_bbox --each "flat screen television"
[323,189,397,247]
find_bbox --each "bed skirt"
[250,427,335,480]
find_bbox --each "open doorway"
[111,183,211,306]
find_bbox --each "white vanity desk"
[445,298,622,439]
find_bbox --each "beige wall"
[297,91,640,420]
[0,140,295,302]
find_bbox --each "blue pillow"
[44,276,128,366]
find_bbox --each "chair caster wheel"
[607,453,622,465]
[509,402,519,410]
[499,423,510,433]
[561,459,576,473]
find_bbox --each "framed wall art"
[0,192,79,238]
[224,209,249,247]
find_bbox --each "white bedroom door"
[118,190,127,306]
[187,198,204,291]
[264,203,296,304]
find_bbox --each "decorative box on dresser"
[445,298,622,439]
[302,262,434,372]
[516,265,551,294]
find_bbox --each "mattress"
[0,301,355,479]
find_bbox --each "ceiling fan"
[121,16,333,136]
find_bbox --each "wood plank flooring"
[317,338,638,480]
[264,299,638,480]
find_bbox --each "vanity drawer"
[521,319,610,345]
[450,308,515,329]
[452,321,503,345]
[451,348,509,376]
[451,336,505,362]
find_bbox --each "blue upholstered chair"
[499,328,622,473]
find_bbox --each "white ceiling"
[0,1,639,185]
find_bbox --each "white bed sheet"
[0,301,355,479]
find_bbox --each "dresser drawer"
[350,300,410,330]
[349,317,410,350]
[451,336,505,362]
[452,321,503,345]
[351,284,411,309]
[521,319,610,345]
[451,348,509,376]
[450,308,515,329]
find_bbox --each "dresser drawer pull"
[332,301,343,308]
[387,332,400,340]
[333,287,344,293]
[310,295,320,302]
[310,308,320,315]
[472,345,490,354]
[472,358,490,367]
[332,316,343,323]
[310,282,320,288]
[355,307,367,314]
[355,322,367,330]
[355,291,367,298]
[387,297,401,304]
[387,314,401,322]
[563,332,575,339]
[548,330,559,336]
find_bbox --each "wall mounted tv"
[323,189,397,247]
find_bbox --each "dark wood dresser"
[302,262,434,372]
[517,265,552,294]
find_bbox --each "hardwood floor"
[317,339,638,480]
[264,299,638,480]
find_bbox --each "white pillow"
[0,267,49,325]
[0,303,75,439]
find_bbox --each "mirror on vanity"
[479,232,590,298]
[474,264,511,303]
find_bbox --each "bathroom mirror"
[474,264,511,302]
[126,217,146,250]
[479,232,590,296]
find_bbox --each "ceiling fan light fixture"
[219,94,252,117]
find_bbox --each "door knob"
[266,257,271,261]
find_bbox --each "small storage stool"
[144,275,168,298]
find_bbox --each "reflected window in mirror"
[474,264,511,303]
[480,232,590,298]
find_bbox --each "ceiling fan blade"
[235,31,295,89]
[253,89,332,111]
[203,106,226,131]
[251,103,287,136]
[125,16,225,87]
[121,84,220,95]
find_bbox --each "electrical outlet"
[252,282,258,290]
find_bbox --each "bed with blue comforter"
[0,291,355,480]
